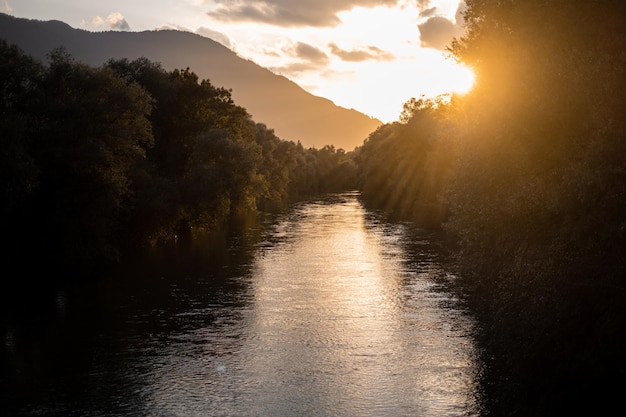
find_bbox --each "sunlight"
[415,53,476,97]
[335,5,421,51]
[207,0,474,124]
[447,63,475,95]
[307,55,475,123]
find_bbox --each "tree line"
[355,1,626,415]
[0,41,356,273]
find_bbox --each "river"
[1,192,483,416]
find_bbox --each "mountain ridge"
[0,13,382,150]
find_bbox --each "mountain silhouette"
[0,13,382,150]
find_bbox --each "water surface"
[1,192,482,416]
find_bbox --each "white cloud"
[91,12,130,30]
[329,43,395,62]
[106,12,130,30]
[418,16,462,50]
[207,0,398,27]
[92,15,105,27]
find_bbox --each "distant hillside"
[0,13,381,150]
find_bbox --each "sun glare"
[228,1,475,124]
[448,64,475,95]
[420,55,476,97]
[308,56,476,123]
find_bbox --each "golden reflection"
[246,194,481,414]
[139,193,481,416]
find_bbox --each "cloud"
[261,48,282,58]
[289,42,329,62]
[329,43,395,62]
[270,42,330,76]
[206,0,397,27]
[195,27,233,48]
[418,16,462,50]
[92,12,130,31]
[455,1,467,26]
[107,12,130,30]
[416,1,467,50]
[3,1,13,13]
[419,6,437,18]
[270,61,325,76]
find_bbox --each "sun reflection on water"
[243,193,482,416]
[136,192,482,416]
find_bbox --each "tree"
[28,49,153,265]
[356,97,452,227]
[444,1,626,414]
[0,40,42,216]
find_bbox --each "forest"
[0,43,357,274]
[1,0,625,415]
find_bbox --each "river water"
[1,192,483,416]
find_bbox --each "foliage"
[0,39,42,215]
[354,1,626,414]
[1,45,154,266]
[356,96,453,227]
[0,44,354,271]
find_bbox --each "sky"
[2,0,475,123]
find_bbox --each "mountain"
[0,13,382,150]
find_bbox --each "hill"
[0,13,381,150]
